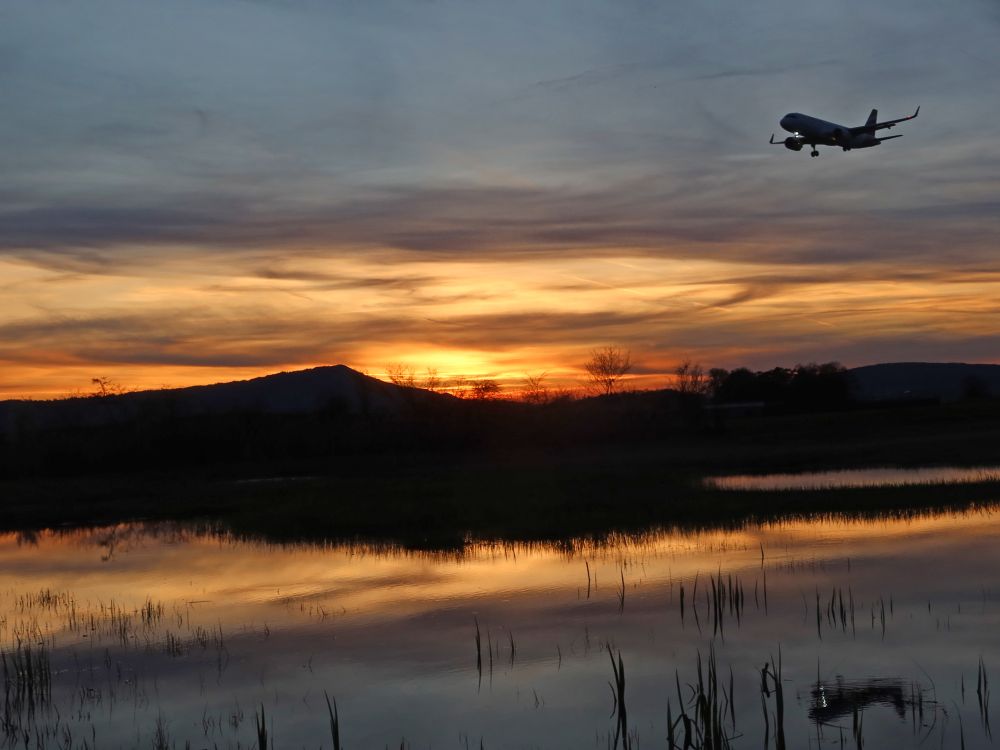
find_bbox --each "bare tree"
[469,379,501,400]
[384,363,416,387]
[585,346,633,395]
[450,375,468,397]
[521,372,550,404]
[422,368,443,391]
[90,377,127,398]
[674,359,709,396]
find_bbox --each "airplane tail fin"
[865,109,878,128]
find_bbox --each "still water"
[2,509,999,748]
[706,465,1000,491]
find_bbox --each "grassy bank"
[4,398,1000,545]
[4,430,1000,547]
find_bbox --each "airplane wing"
[849,106,919,134]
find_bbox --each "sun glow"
[3,250,1000,400]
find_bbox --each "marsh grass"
[474,616,482,686]
[7,396,1000,547]
[977,657,991,738]
[324,691,341,750]
[607,646,630,750]
[759,650,785,750]
[4,472,1000,551]
[152,714,170,750]
[1,640,52,721]
[255,704,269,750]
[668,646,738,750]
[707,570,744,639]
[679,570,749,639]
[0,583,989,750]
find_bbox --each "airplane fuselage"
[779,113,880,150]
[771,106,917,157]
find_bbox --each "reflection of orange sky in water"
[4,252,1000,398]
[710,466,1000,490]
[2,510,998,642]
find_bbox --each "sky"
[2,0,999,398]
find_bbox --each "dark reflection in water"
[810,677,910,723]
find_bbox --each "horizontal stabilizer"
[850,106,920,134]
[877,134,903,143]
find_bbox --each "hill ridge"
[849,361,1000,402]
[0,364,450,438]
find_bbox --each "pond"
[706,464,1000,491]
[2,507,999,748]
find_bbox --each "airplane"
[769,107,919,157]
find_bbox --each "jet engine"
[784,138,803,151]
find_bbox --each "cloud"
[689,59,842,82]
[529,62,649,93]
[4,179,998,275]
[2,0,1000,396]
[0,305,657,369]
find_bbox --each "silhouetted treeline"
[0,388,689,480]
[709,362,851,412]
[5,360,996,484]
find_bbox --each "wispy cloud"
[4,181,998,271]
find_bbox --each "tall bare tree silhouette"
[585,346,632,395]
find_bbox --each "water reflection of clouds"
[2,512,999,626]
[3,512,1000,747]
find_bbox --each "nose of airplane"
[779,115,792,131]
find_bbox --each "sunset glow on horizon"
[5,249,1000,399]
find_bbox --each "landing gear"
[810,147,819,157]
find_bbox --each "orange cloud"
[3,251,1000,400]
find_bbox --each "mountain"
[849,362,1000,402]
[0,365,450,439]
[5,361,998,442]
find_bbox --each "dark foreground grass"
[4,400,1000,546]
[3,441,1000,548]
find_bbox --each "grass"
[255,704,269,750]
[2,399,1000,547]
[977,657,991,738]
[3,452,1000,550]
[607,646,630,750]
[324,691,341,750]
[2,641,52,698]
[667,646,738,750]
[474,617,483,687]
